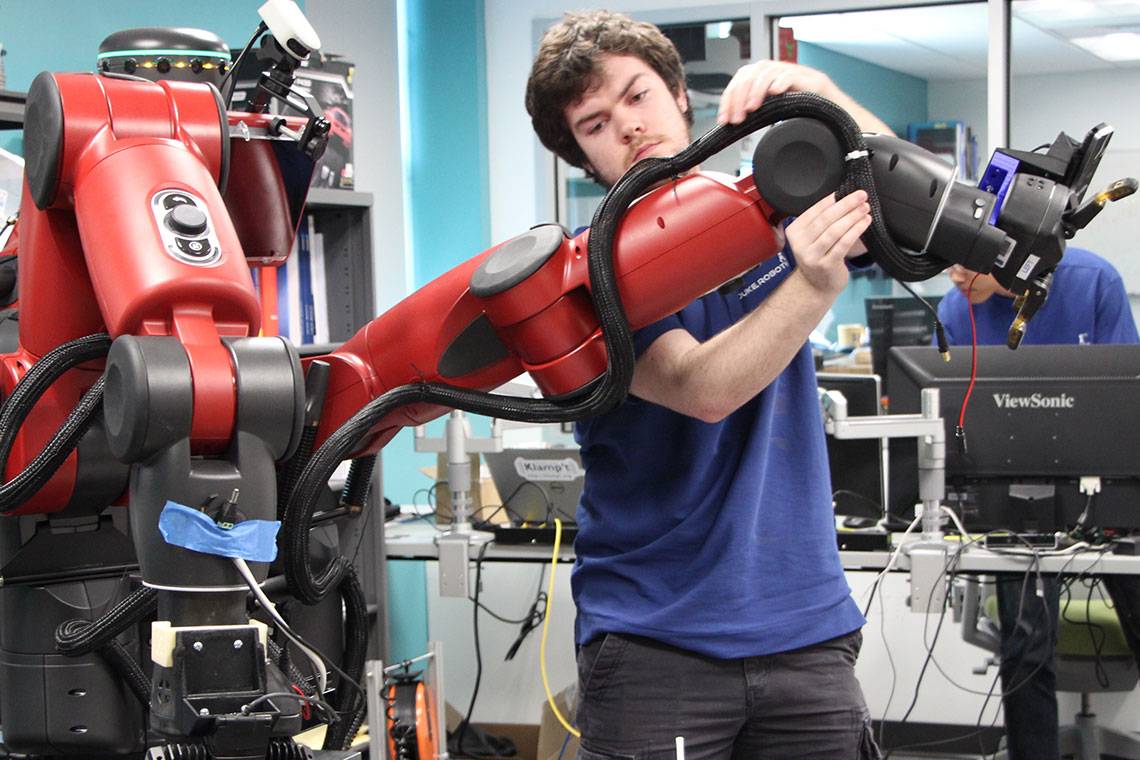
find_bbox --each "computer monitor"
[886,345,1140,532]
[865,296,942,390]
[818,372,887,519]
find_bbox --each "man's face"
[948,264,1012,305]
[563,54,691,188]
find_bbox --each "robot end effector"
[752,118,1137,347]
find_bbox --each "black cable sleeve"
[686,92,948,281]
[278,424,318,520]
[278,361,330,520]
[322,566,369,751]
[0,375,107,513]
[282,92,952,603]
[55,585,158,656]
[0,333,112,513]
[268,638,314,695]
[338,455,376,512]
[99,638,152,707]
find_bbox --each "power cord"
[540,518,580,738]
[455,541,490,756]
[897,279,950,357]
[955,273,981,454]
[233,557,368,720]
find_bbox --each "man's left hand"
[717,61,836,126]
[716,60,893,136]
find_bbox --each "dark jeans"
[996,573,1061,760]
[574,630,881,760]
[996,573,1140,760]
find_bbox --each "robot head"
[97,27,230,86]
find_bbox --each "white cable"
[860,513,922,609]
[232,557,328,696]
[877,571,898,742]
[939,505,969,538]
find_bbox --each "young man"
[938,251,1140,760]
[526,11,889,758]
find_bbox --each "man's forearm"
[632,270,834,421]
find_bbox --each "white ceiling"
[780,1,1140,82]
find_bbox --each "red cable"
[291,683,312,720]
[958,273,981,429]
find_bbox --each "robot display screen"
[885,345,1140,532]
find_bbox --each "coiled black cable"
[55,585,157,656]
[282,92,952,603]
[0,332,112,513]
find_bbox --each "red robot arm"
[311,171,782,454]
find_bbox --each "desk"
[383,515,1140,731]
[386,517,1140,575]
[385,517,575,562]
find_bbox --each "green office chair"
[960,577,1140,759]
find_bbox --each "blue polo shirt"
[572,248,865,658]
[938,247,1139,346]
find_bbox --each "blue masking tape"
[158,501,280,563]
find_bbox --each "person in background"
[938,249,1140,760]
[940,248,1139,346]
[526,10,891,759]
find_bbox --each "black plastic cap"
[23,72,64,210]
[752,117,845,217]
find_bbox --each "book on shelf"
[251,212,331,347]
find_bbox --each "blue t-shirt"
[572,248,865,659]
[938,248,1139,346]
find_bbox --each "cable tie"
[845,149,870,161]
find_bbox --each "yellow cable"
[539,517,581,738]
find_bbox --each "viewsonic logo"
[991,392,1075,410]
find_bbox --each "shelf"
[306,188,373,208]
[0,90,26,130]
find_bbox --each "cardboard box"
[419,453,504,525]
[230,52,355,189]
[294,56,355,189]
[536,684,579,760]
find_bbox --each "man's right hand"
[784,191,872,298]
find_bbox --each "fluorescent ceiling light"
[1071,31,1140,60]
[1016,0,1140,28]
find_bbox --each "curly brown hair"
[525,10,692,174]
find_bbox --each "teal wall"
[385,0,490,664]
[384,0,491,508]
[0,0,279,153]
[404,0,490,287]
[796,42,928,340]
[797,41,927,138]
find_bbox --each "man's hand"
[785,191,872,297]
[717,61,836,125]
[717,60,893,135]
